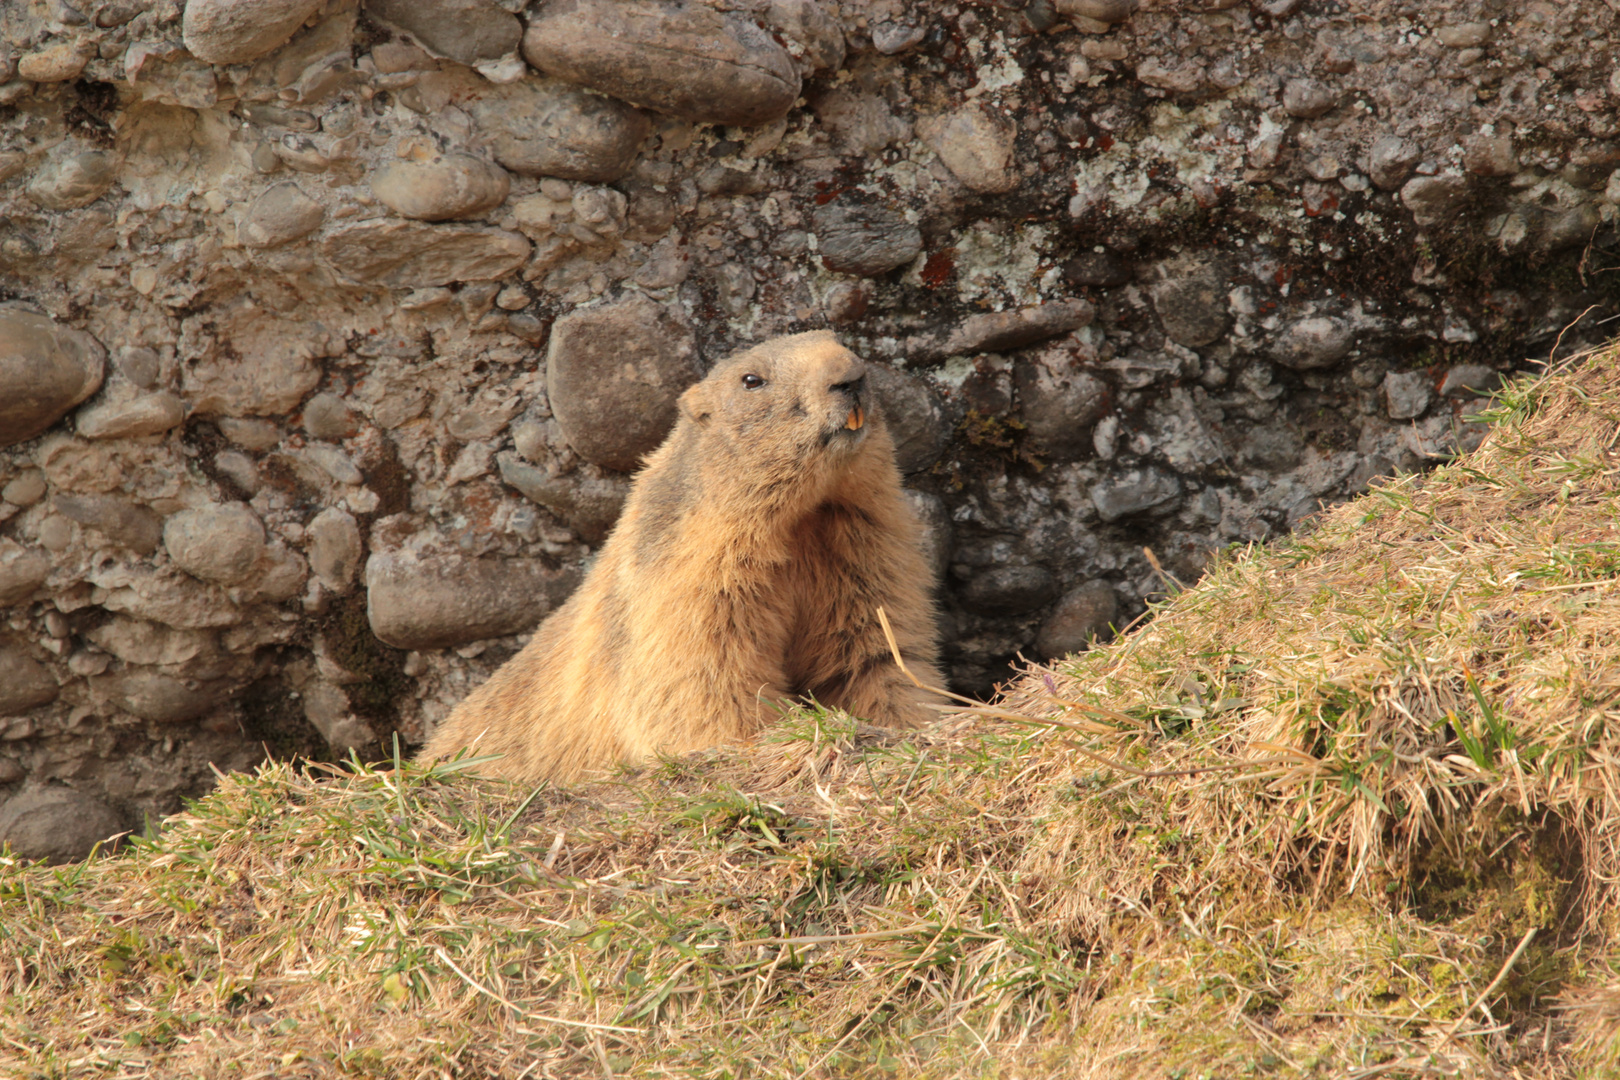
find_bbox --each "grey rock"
[1366,135,1420,191]
[212,451,257,494]
[1091,467,1182,522]
[2,470,45,506]
[26,148,119,210]
[305,507,362,593]
[467,78,650,183]
[0,788,126,864]
[766,0,844,72]
[0,308,106,449]
[1035,580,1117,658]
[1270,317,1354,371]
[1382,370,1433,420]
[1282,78,1337,119]
[302,680,374,751]
[497,453,629,543]
[183,0,319,65]
[89,564,242,629]
[217,418,282,451]
[364,0,521,67]
[1055,0,1138,23]
[960,565,1056,616]
[116,347,163,390]
[812,202,922,278]
[0,645,57,713]
[522,0,801,127]
[322,221,530,287]
[902,489,951,583]
[18,41,91,83]
[914,300,1094,361]
[1462,134,1516,177]
[871,22,926,55]
[162,503,267,586]
[1150,274,1231,347]
[85,618,216,667]
[302,393,357,440]
[104,670,231,723]
[1439,364,1501,398]
[365,551,582,650]
[1063,251,1132,288]
[1437,21,1491,48]
[1400,174,1471,227]
[53,494,164,555]
[917,105,1017,193]
[76,392,186,440]
[240,183,325,248]
[546,295,703,472]
[0,541,50,607]
[369,154,511,222]
[1014,363,1109,462]
[867,364,949,474]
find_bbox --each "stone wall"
[1,0,1617,859]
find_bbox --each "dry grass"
[6,342,1620,1078]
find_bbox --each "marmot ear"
[678,381,711,425]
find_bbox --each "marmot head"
[678,331,883,476]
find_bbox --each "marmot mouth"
[845,405,864,431]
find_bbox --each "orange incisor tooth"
[846,405,864,430]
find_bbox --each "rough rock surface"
[182,0,320,65]
[545,295,703,472]
[0,788,126,864]
[369,154,511,221]
[365,551,580,650]
[0,0,1617,839]
[522,0,801,126]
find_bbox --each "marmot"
[420,330,945,783]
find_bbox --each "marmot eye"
[741,373,765,389]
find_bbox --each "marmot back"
[419,330,945,783]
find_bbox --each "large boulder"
[545,295,703,472]
[522,0,801,127]
[365,551,582,650]
[0,309,106,449]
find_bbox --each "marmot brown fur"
[420,330,945,783]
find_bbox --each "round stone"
[365,0,521,67]
[26,149,119,211]
[183,0,321,66]
[0,540,51,606]
[0,308,106,449]
[867,364,950,474]
[522,0,801,127]
[365,551,582,650]
[812,202,923,278]
[1091,467,1182,522]
[162,503,267,586]
[1014,362,1109,463]
[0,645,57,713]
[76,392,187,440]
[305,507,362,593]
[302,392,358,440]
[960,565,1057,616]
[545,294,703,472]
[0,788,127,864]
[468,78,650,183]
[240,182,325,249]
[917,105,1017,193]
[370,154,511,222]
[1150,273,1231,347]
[1035,581,1118,658]
[1270,317,1354,371]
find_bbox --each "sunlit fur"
[420,331,945,783]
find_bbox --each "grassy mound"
[5,345,1620,1078]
